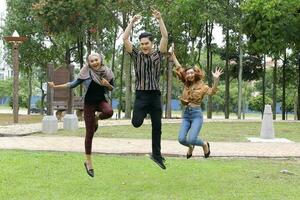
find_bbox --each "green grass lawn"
[0,150,299,200]
[39,122,300,142]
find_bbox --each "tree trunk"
[67,64,74,114]
[224,0,230,119]
[166,59,173,118]
[297,52,300,120]
[237,31,243,119]
[110,26,118,106]
[125,25,133,119]
[162,63,166,118]
[262,55,266,117]
[242,81,248,119]
[65,46,73,114]
[46,63,54,115]
[125,55,132,119]
[78,38,84,96]
[207,43,213,119]
[12,43,20,123]
[118,46,125,119]
[87,30,92,56]
[111,25,118,74]
[27,67,32,115]
[65,46,71,65]
[282,52,287,120]
[40,80,46,115]
[272,59,277,120]
[196,38,203,65]
[191,39,195,63]
[224,26,230,119]
[206,20,213,119]
[294,93,297,120]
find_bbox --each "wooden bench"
[74,97,84,121]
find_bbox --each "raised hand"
[168,43,174,54]
[47,82,55,88]
[152,9,161,20]
[212,67,224,79]
[131,14,141,24]
[167,43,174,58]
[100,78,110,87]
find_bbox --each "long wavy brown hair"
[176,65,205,86]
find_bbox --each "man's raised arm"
[123,15,141,53]
[152,9,168,53]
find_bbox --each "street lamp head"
[12,30,20,37]
[3,30,27,44]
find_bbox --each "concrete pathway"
[1,136,300,158]
[1,119,299,158]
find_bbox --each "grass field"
[0,150,299,200]
[38,122,300,142]
[0,113,43,125]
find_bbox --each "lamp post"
[3,30,27,123]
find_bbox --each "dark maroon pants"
[84,100,113,155]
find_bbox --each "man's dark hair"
[139,32,153,42]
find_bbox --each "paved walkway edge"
[1,136,300,158]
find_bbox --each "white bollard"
[63,114,78,130]
[260,104,275,139]
[42,115,58,134]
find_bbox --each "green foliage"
[211,82,238,112]
[0,77,40,108]
[31,0,101,36]
[8,94,27,108]
[4,0,64,99]
[241,0,300,55]
[210,80,254,113]
[3,0,299,117]
[249,95,272,113]
[254,67,298,112]
[35,99,43,109]
[0,79,13,97]
[217,33,263,82]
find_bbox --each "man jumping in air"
[123,9,168,169]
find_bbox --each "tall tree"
[237,28,243,119]
[298,53,300,120]
[242,0,300,120]
[205,20,213,118]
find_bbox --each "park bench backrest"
[53,67,70,102]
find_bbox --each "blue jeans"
[178,107,204,147]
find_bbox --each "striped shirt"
[129,47,164,91]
